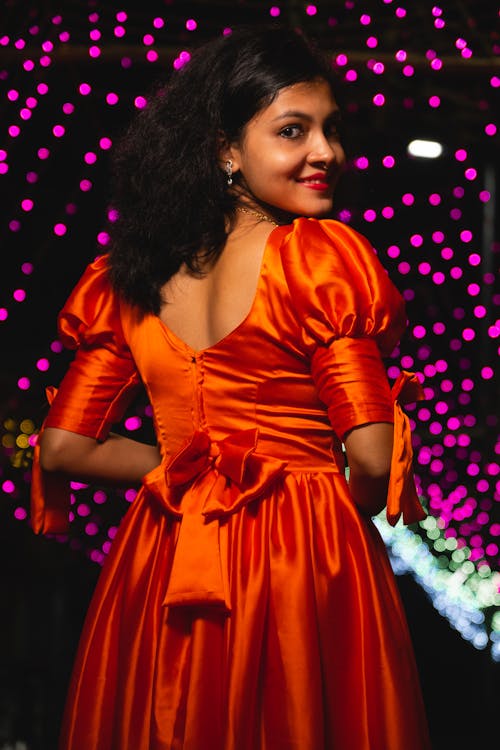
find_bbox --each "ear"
[217,133,242,175]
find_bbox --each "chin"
[301,203,334,218]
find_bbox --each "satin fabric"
[32,218,430,749]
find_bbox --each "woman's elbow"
[38,427,86,472]
[39,432,64,472]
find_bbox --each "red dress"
[32,218,430,749]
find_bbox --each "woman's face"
[229,78,345,218]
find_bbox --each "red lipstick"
[297,173,331,191]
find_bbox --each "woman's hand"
[343,422,393,516]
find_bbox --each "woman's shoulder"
[277,217,406,351]
[57,253,130,352]
[280,216,379,261]
[278,216,395,292]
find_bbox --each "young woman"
[32,27,431,750]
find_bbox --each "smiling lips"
[297,172,331,191]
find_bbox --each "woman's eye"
[279,125,303,139]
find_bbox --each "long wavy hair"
[108,26,337,313]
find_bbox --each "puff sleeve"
[281,218,426,526]
[31,255,141,534]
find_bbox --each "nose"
[308,132,344,169]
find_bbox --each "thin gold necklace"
[236,206,279,227]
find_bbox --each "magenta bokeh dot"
[36,358,50,372]
[355,156,369,169]
[398,261,411,275]
[125,489,137,503]
[125,416,142,431]
[97,231,110,246]
[53,223,67,236]
[413,325,426,339]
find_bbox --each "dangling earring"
[225,159,233,186]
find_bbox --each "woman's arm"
[39,427,161,485]
[343,422,393,516]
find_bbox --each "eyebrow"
[271,109,342,123]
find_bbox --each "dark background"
[0,1,499,748]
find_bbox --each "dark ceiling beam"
[1,45,499,72]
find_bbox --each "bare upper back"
[158,220,277,352]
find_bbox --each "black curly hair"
[108,26,337,313]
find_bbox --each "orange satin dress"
[31,218,430,750]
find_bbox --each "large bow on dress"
[142,428,288,612]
